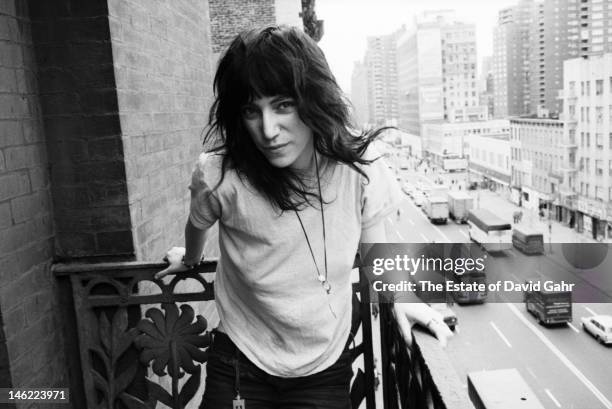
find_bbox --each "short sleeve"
[360,146,403,229]
[188,153,222,229]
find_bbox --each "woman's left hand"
[392,303,454,348]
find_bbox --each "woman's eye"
[277,100,295,110]
[242,107,259,119]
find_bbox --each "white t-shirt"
[189,147,402,377]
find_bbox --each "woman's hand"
[155,246,189,279]
[392,303,454,348]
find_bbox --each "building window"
[596,133,604,148]
[596,106,603,123]
[587,132,591,147]
[586,158,590,174]
[596,160,603,176]
[596,79,603,95]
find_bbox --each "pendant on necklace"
[317,274,326,283]
[322,280,331,294]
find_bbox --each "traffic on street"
[381,152,612,409]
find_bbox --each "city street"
[379,163,612,409]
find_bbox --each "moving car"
[581,315,612,345]
[429,302,457,331]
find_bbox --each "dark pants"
[200,331,353,409]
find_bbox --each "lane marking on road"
[525,366,537,380]
[507,248,518,257]
[545,389,562,408]
[459,229,469,240]
[407,218,414,226]
[420,233,429,242]
[396,230,405,241]
[490,321,512,348]
[432,225,451,242]
[567,322,580,333]
[507,303,612,409]
[584,306,598,316]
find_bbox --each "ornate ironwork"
[57,261,469,409]
[379,304,473,409]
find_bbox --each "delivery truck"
[423,196,449,224]
[524,280,572,325]
[447,191,473,223]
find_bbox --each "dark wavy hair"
[205,25,388,211]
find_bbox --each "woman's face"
[241,95,314,171]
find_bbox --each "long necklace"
[294,153,334,299]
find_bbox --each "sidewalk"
[471,188,597,243]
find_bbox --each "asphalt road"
[383,189,612,409]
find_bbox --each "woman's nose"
[262,110,280,139]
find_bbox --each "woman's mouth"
[266,143,288,152]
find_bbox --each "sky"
[316,0,518,92]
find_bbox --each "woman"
[156,25,452,409]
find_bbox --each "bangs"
[239,34,303,102]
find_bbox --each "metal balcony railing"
[54,260,472,409]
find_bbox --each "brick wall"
[107,0,214,261]
[208,0,276,53]
[0,0,69,398]
[29,0,134,260]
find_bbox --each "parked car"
[412,191,425,207]
[429,303,457,331]
[402,183,415,197]
[581,315,612,345]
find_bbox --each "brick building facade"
[0,0,320,407]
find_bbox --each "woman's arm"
[155,219,212,279]
[360,219,453,348]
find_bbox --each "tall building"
[492,0,536,118]
[496,0,612,116]
[363,32,400,125]
[562,54,612,239]
[535,0,612,114]
[479,56,495,118]
[396,11,478,135]
[350,61,369,127]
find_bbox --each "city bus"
[512,226,544,255]
[468,368,545,409]
[467,209,512,252]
